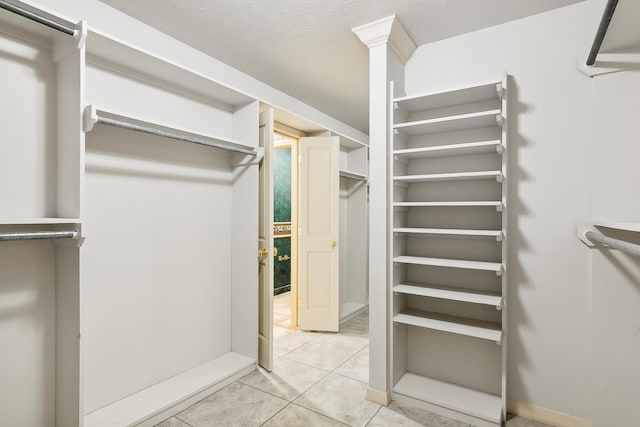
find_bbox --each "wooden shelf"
[394,310,502,342]
[393,81,502,114]
[393,140,502,159]
[394,201,502,209]
[0,218,80,225]
[394,373,502,425]
[394,109,501,136]
[84,353,255,427]
[393,228,502,239]
[393,256,502,274]
[394,171,501,183]
[394,283,502,308]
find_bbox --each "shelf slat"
[394,201,502,208]
[394,283,502,307]
[393,255,502,274]
[393,228,502,239]
[339,170,368,182]
[393,140,501,159]
[0,218,80,225]
[394,373,502,424]
[393,81,502,113]
[394,109,501,136]
[394,170,501,183]
[394,310,502,342]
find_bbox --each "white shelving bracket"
[52,20,87,62]
[496,83,503,99]
[496,175,503,183]
[496,144,504,155]
[83,104,98,133]
[496,232,503,242]
[495,114,504,127]
[496,203,503,212]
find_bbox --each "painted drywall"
[40,0,367,146]
[404,1,603,419]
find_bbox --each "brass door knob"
[258,248,269,258]
[273,247,278,257]
[330,240,337,248]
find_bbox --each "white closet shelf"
[393,256,502,274]
[394,109,501,136]
[0,218,80,225]
[394,373,502,425]
[394,310,502,342]
[393,81,502,114]
[394,201,502,210]
[84,352,255,427]
[83,105,259,157]
[85,29,252,108]
[393,140,502,159]
[394,283,502,308]
[394,171,501,183]
[340,170,368,182]
[393,228,502,240]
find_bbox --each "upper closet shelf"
[340,170,368,182]
[394,109,502,136]
[394,171,501,183]
[393,81,502,114]
[84,105,260,157]
[85,29,254,109]
[393,255,503,275]
[393,140,502,159]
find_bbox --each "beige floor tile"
[283,336,364,371]
[506,414,555,427]
[176,382,287,427]
[294,373,380,427]
[368,401,471,427]
[239,358,329,401]
[154,417,190,427]
[273,325,295,340]
[273,312,290,324]
[273,329,322,358]
[334,346,369,383]
[317,328,369,350]
[262,403,346,427]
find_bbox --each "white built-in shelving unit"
[390,77,508,426]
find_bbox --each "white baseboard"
[366,387,391,406]
[508,400,591,427]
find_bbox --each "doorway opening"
[272,131,298,332]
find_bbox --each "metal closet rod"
[585,230,640,257]
[586,0,619,66]
[0,230,78,242]
[96,116,258,157]
[0,0,76,36]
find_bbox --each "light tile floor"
[156,310,555,426]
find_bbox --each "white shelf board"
[393,140,501,159]
[85,29,253,108]
[340,170,368,182]
[394,109,501,136]
[394,201,502,209]
[394,373,502,424]
[393,256,502,274]
[394,283,502,307]
[394,310,502,342]
[393,81,501,113]
[84,105,257,155]
[393,228,502,239]
[84,352,255,427]
[0,218,80,225]
[394,170,501,183]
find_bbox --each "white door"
[298,136,340,332]
[258,109,274,371]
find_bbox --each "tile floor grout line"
[237,378,299,403]
[258,401,292,426]
[364,405,383,427]
[174,414,195,427]
[287,401,352,427]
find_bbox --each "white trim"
[366,387,391,406]
[507,400,591,427]
[352,15,416,64]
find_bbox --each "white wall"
[404,1,607,419]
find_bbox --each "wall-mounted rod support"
[584,230,640,257]
[0,230,78,242]
[586,0,619,66]
[0,0,76,36]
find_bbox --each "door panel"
[258,109,274,371]
[298,136,339,332]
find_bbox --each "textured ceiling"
[99,0,584,133]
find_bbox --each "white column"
[352,16,415,405]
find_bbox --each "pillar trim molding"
[352,15,416,63]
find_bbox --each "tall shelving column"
[390,77,508,426]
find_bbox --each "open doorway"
[272,131,298,332]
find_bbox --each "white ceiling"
[99,0,583,133]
